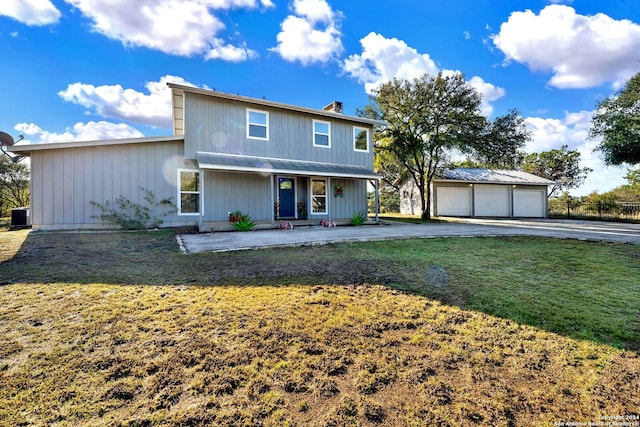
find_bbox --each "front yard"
[0,228,638,426]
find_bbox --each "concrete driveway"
[177,218,640,253]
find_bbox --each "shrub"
[232,213,256,231]
[350,211,367,226]
[91,187,176,230]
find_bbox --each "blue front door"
[278,177,296,218]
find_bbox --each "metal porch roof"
[196,152,379,180]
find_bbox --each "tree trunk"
[416,174,429,220]
[422,184,432,220]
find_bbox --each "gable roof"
[168,83,386,127]
[436,168,555,185]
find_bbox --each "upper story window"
[313,120,331,148]
[353,126,369,152]
[178,169,200,215]
[247,109,269,140]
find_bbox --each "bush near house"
[90,188,176,230]
[231,212,256,231]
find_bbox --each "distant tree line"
[0,155,30,218]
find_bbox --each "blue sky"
[1,0,639,195]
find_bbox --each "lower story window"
[179,170,200,215]
[311,178,327,214]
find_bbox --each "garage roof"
[197,151,379,180]
[436,168,555,185]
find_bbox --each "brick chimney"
[323,101,343,114]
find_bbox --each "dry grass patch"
[1,227,639,426]
[1,283,639,426]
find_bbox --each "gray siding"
[325,178,368,220]
[30,140,195,230]
[292,177,367,221]
[203,171,272,222]
[184,93,374,169]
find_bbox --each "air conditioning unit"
[11,207,31,227]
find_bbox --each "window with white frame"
[311,178,327,214]
[178,169,200,215]
[313,120,331,147]
[353,126,369,152]
[247,109,269,140]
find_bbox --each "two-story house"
[11,84,382,230]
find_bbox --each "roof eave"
[7,135,184,155]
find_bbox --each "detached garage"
[399,168,554,218]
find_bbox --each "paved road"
[178,218,640,253]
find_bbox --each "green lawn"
[1,228,638,426]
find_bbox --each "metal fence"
[549,199,640,223]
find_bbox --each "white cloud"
[64,0,269,60]
[525,111,627,195]
[343,32,505,115]
[0,0,60,26]
[205,41,258,62]
[492,5,640,89]
[468,76,505,117]
[342,32,439,94]
[202,0,274,8]
[15,121,143,144]
[271,0,343,65]
[58,75,202,128]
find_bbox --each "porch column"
[270,174,275,224]
[375,179,379,223]
[327,176,332,220]
[198,168,204,229]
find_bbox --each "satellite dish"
[0,131,15,147]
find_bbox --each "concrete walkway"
[178,218,640,253]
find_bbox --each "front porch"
[195,152,380,227]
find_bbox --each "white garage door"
[513,189,546,218]
[435,187,472,216]
[474,185,510,217]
